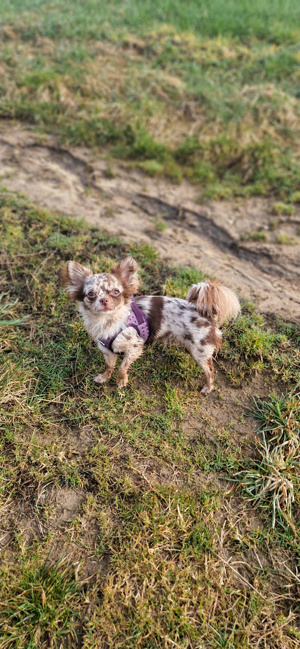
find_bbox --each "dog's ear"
[62,261,92,300]
[111,257,139,294]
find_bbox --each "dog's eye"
[113,289,120,295]
[87,290,96,299]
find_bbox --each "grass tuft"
[236,386,300,533]
[0,558,81,648]
[236,437,297,531]
[251,389,300,450]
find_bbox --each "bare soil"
[1,121,299,321]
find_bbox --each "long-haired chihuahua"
[63,257,240,393]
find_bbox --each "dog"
[62,256,240,393]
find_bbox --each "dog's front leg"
[112,328,144,388]
[94,345,117,384]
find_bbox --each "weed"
[236,387,300,534]
[235,436,297,532]
[251,389,300,450]
[139,159,163,176]
[276,234,296,245]
[103,206,115,218]
[152,215,167,232]
[241,231,267,242]
[271,202,295,215]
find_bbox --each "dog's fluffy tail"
[186,280,240,325]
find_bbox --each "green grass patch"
[221,305,299,385]
[0,557,82,648]
[241,231,267,242]
[271,202,295,215]
[1,0,299,43]
[0,1,299,198]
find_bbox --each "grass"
[271,202,295,215]
[236,436,297,531]
[235,387,300,533]
[241,231,267,242]
[251,389,300,447]
[0,293,29,326]
[0,190,299,647]
[0,558,81,648]
[0,3,299,644]
[0,0,299,198]
[276,234,297,245]
[220,306,300,385]
[1,0,300,41]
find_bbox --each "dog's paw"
[94,373,109,384]
[201,385,213,395]
[116,375,128,389]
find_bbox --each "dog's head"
[62,256,139,315]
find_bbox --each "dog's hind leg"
[189,347,215,395]
[199,357,214,394]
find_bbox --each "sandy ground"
[1,121,299,321]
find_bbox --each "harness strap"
[98,298,149,353]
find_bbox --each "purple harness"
[98,299,150,353]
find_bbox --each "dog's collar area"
[98,298,150,352]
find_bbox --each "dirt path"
[1,121,299,321]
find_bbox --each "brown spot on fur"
[147,296,164,343]
[195,318,209,329]
[184,332,194,344]
[108,289,125,308]
[75,286,86,301]
[202,325,223,352]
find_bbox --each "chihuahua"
[63,256,240,393]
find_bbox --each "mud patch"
[47,487,86,526]
[0,122,299,321]
[184,372,273,440]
